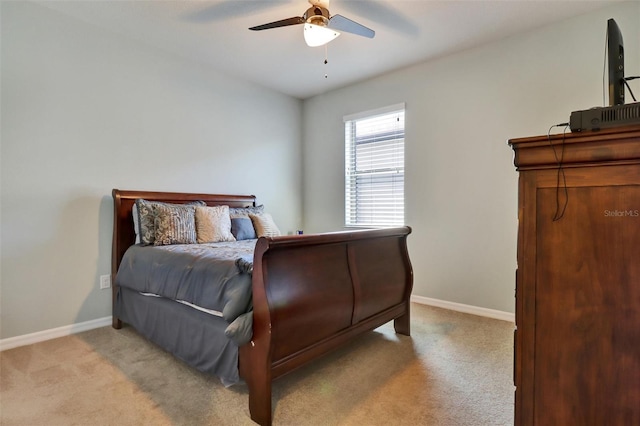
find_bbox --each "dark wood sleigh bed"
[111,189,413,425]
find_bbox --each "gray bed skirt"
[115,286,241,386]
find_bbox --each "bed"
[111,189,413,425]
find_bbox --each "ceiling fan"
[249,0,375,47]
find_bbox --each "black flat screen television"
[607,18,625,106]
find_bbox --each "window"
[344,103,405,228]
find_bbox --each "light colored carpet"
[0,303,514,425]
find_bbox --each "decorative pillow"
[195,205,235,243]
[135,199,205,245]
[249,212,281,238]
[135,199,157,245]
[231,217,257,240]
[153,204,197,245]
[229,204,264,219]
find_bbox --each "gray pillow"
[231,217,257,240]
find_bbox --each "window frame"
[344,103,406,229]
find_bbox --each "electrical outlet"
[99,274,111,290]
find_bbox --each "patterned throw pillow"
[153,204,197,245]
[229,205,264,219]
[135,199,204,245]
[249,212,281,238]
[135,199,158,245]
[195,205,235,243]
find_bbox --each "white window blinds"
[344,104,405,228]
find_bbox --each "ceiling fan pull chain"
[324,44,328,78]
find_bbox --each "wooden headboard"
[111,189,256,277]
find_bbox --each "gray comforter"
[115,239,256,344]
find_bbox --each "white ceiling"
[36,0,621,99]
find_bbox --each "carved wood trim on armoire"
[509,125,640,425]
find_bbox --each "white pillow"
[249,212,281,238]
[195,205,236,243]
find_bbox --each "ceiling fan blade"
[328,15,375,39]
[249,16,305,31]
[338,2,418,37]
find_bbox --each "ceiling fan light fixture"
[303,16,340,47]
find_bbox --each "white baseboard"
[411,295,515,323]
[0,316,112,352]
[1,298,513,351]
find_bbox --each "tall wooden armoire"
[508,125,640,425]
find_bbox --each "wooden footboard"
[239,227,413,426]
